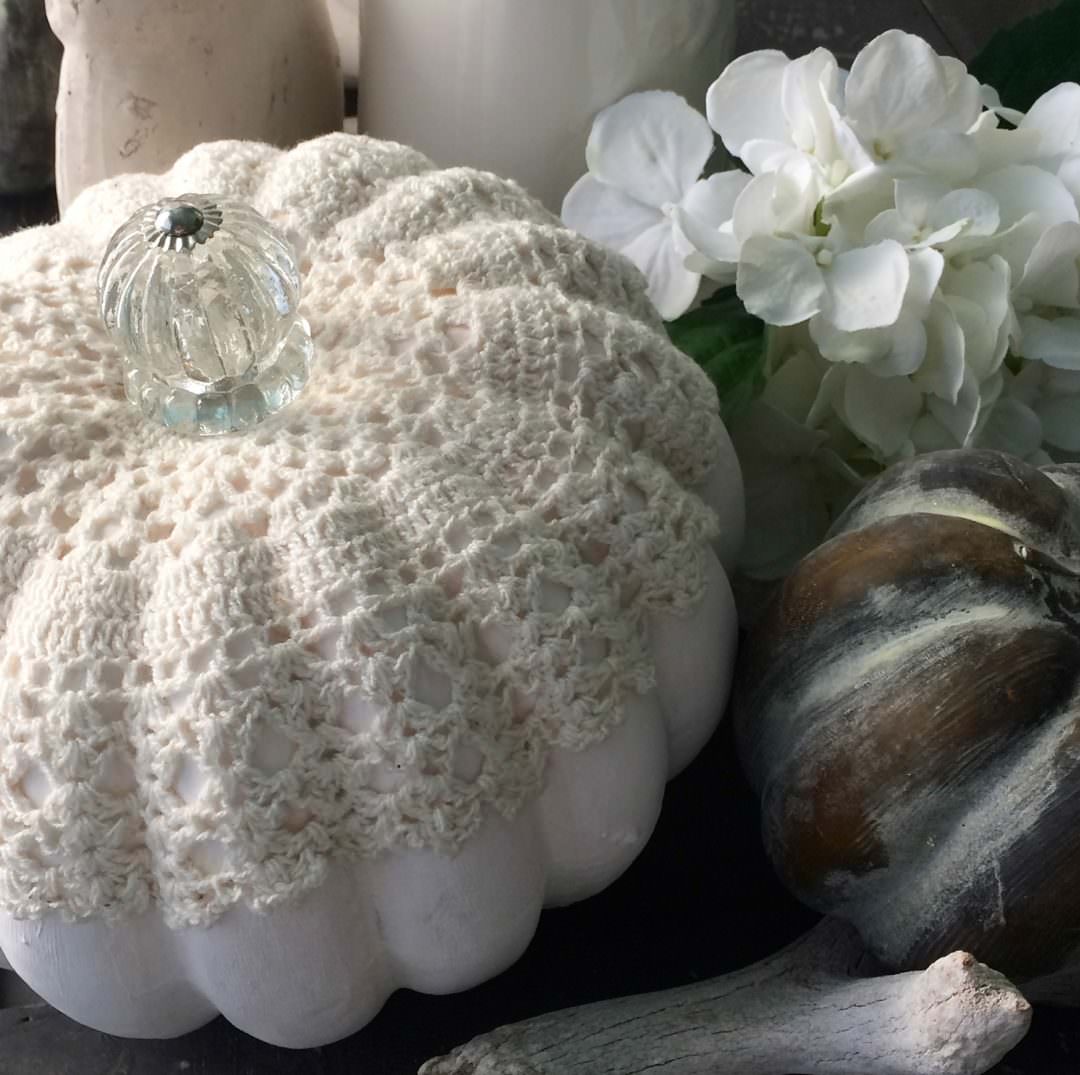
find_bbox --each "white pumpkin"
[0,134,743,1046]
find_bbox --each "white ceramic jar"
[45,0,345,213]
[327,0,361,84]
[357,0,737,212]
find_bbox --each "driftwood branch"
[419,918,1031,1075]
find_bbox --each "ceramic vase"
[45,0,344,214]
[357,0,738,212]
[0,0,62,193]
[326,0,360,85]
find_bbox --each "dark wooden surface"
[2,2,1077,1073]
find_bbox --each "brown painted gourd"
[735,448,1080,1003]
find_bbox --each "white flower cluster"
[562,31,1080,577]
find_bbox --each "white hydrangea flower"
[837,30,983,180]
[560,91,748,320]
[560,30,1080,579]
[1021,82,1080,207]
[705,47,847,178]
[1012,221,1080,368]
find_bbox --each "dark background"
[1,1,1076,1072]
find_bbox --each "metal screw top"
[144,197,224,252]
[155,203,205,238]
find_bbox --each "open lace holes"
[189,839,227,876]
[438,564,465,599]
[378,602,407,632]
[268,623,292,645]
[420,547,444,570]
[252,722,295,775]
[623,418,646,450]
[411,658,451,710]
[326,587,358,617]
[19,763,50,807]
[97,751,136,794]
[579,539,609,565]
[369,763,404,793]
[580,635,609,664]
[342,688,379,734]
[15,466,40,495]
[623,483,648,514]
[173,756,206,803]
[478,620,512,666]
[224,629,259,661]
[452,741,483,783]
[538,580,572,614]
[51,504,78,532]
[445,325,472,350]
[228,472,251,493]
[511,688,536,725]
[442,520,468,553]
[241,512,270,539]
[283,806,312,833]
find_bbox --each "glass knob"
[98,194,312,436]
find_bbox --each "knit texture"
[0,134,723,927]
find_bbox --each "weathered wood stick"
[419,917,1031,1075]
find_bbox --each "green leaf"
[667,287,766,421]
[970,0,1080,112]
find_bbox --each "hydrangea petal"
[1036,393,1080,451]
[977,397,1044,459]
[740,140,804,176]
[586,91,714,209]
[737,235,826,326]
[822,240,910,332]
[906,248,945,317]
[930,188,1000,237]
[1060,156,1080,206]
[680,171,752,228]
[810,317,889,365]
[1017,314,1080,369]
[895,177,949,226]
[943,256,1013,379]
[822,166,895,245]
[1021,83,1080,162]
[866,318,927,377]
[912,299,965,403]
[890,130,979,181]
[928,364,980,445]
[911,413,959,452]
[840,365,922,457]
[561,174,664,250]
[971,114,1044,173]
[622,220,701,321]
[845,31,979,141]
[978,166,1079,274]
[677,207,740,280]
[979,85,1026,128]
[864,208,919,245]
[761,350,829,423]
[781,48,842,163]
[706,50,791,164]
[1017,220,1080,308]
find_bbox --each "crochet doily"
[0,134,723,927]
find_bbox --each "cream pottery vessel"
[45,0,344,212]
